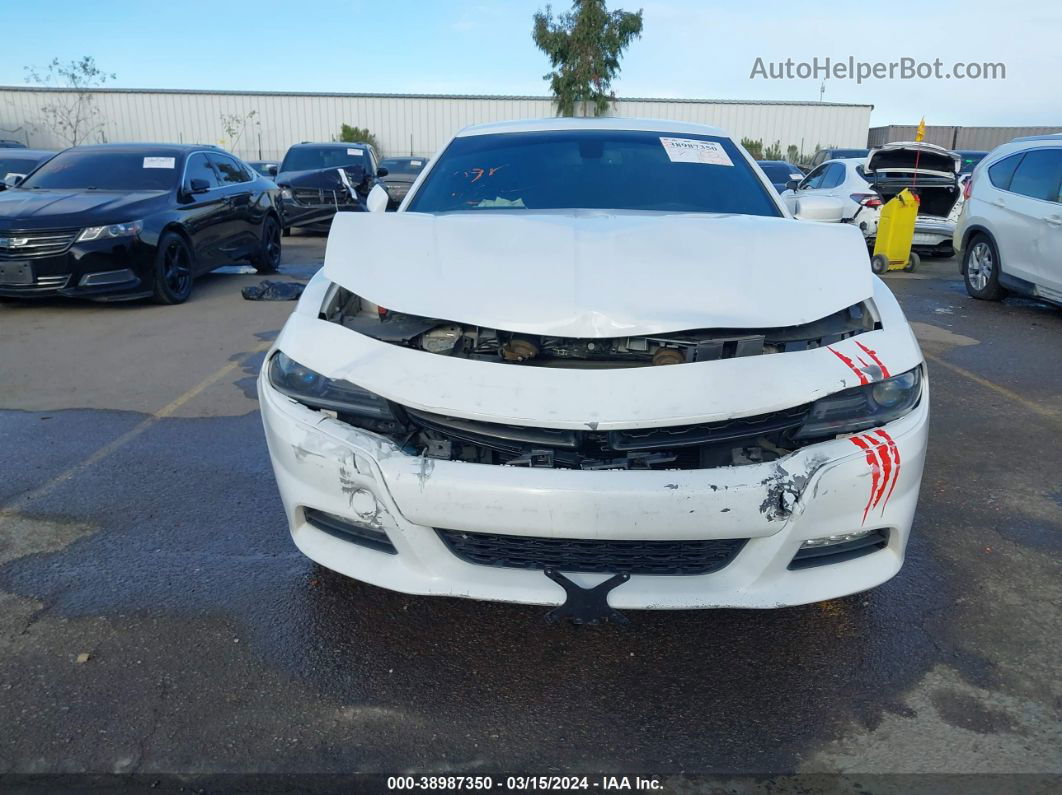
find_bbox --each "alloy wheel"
[968,241,993,291]
[163,240,191,294]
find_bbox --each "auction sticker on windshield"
[660,137,734,166]
[143,157,175,168]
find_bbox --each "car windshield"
[0,156,47,179]
[758,163,801,183]
[958,152,987,173]
[408,130,782,216]
[18,150,179,190]
[380,158,427,176]
[281,147,368,173]
[831,149,869,159]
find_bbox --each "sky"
[2,0,1059,127]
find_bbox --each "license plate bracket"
[0,261,33,285]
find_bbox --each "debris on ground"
[241,281,305,301]
[75,653,91,664]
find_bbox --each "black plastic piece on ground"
[241,280,305,301]
[543,569,631,625]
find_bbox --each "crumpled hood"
[0,189,169,228]
[322,210,873,336]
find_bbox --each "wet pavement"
[1,235,1060,778]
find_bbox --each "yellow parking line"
[924,351,1062,427]
[0,341,272,516]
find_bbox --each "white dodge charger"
[258,118,928,617]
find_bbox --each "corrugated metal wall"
[868,125,1062,150]
[0,87,872,161]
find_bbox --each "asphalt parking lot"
[0,233,1060,780]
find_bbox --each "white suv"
[955,134,1062,305]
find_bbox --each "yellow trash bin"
[871,188,921,273]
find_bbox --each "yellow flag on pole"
[915,117,926,142]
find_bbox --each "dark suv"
[275,142,386,233]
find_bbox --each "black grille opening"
[304,507,397,554]
[395,403,811,471]
[787,528,889,570]
[437,529,747,576]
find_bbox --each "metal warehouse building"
[868,124,1062,150]
[0,86,872,161]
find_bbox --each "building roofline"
[0,85,874,109]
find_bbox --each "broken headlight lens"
[794,366,921,440]
[267,351,396,419]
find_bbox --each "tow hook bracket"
[543,569,631,625]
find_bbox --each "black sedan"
[0,143,282,304]
[378,156,428,209]
[755,160,807,193]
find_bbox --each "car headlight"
[280,187,293,200]
[267,351,396,419]
[794,366,922,440]
[76,220,143,242]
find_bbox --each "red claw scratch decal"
[828,346,870,385]
[853,340,891,378]
[829,341,890,383]
[850,430,901,524]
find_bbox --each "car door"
[208,152,258,260]
[1001,148,1062,294]
[180,152,228,271]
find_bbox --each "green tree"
[786,144,800,164]
[532,0,643,117]
[763,140,783,160]
[740,137,764,159]
[338,123,381,154]
[24,56,116,146]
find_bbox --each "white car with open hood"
[258,118,929,618]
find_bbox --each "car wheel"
[151,232,194,305]
[963,234,1004,300]
[871,254,889,274]
[904,252,920,272]
[255,215,282,274]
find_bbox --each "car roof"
[58,143,215,154]
[291,142,370,149]
[1,149,55,158]
[1011,133,1062,143]
[456,117,728,138]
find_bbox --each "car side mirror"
[1,174,23,189]
[188,178,211,194]
[376,167,389,178]
[366,183,389,213]
[792,196,845,222]
[786,179,802,192]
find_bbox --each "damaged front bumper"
[258,364,929,610]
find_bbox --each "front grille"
[437,529,747,575]
[0,274,70,292]
[292,188,354,207]
[0,229,78,260]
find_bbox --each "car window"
[209,153,252,185]
[821,163,846,189]
[987,154,1022,191]
[0,155,46,178]
[1007,149,1062,202]
[18,149,181,191]
[280,147,369,173]
[407,130,782,217]
[380,158,427,176]
[185,153,220,189]
[801,165,828,190]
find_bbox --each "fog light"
[79,268,136,287]
[800,528,877,549]
[789,528,889,570]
